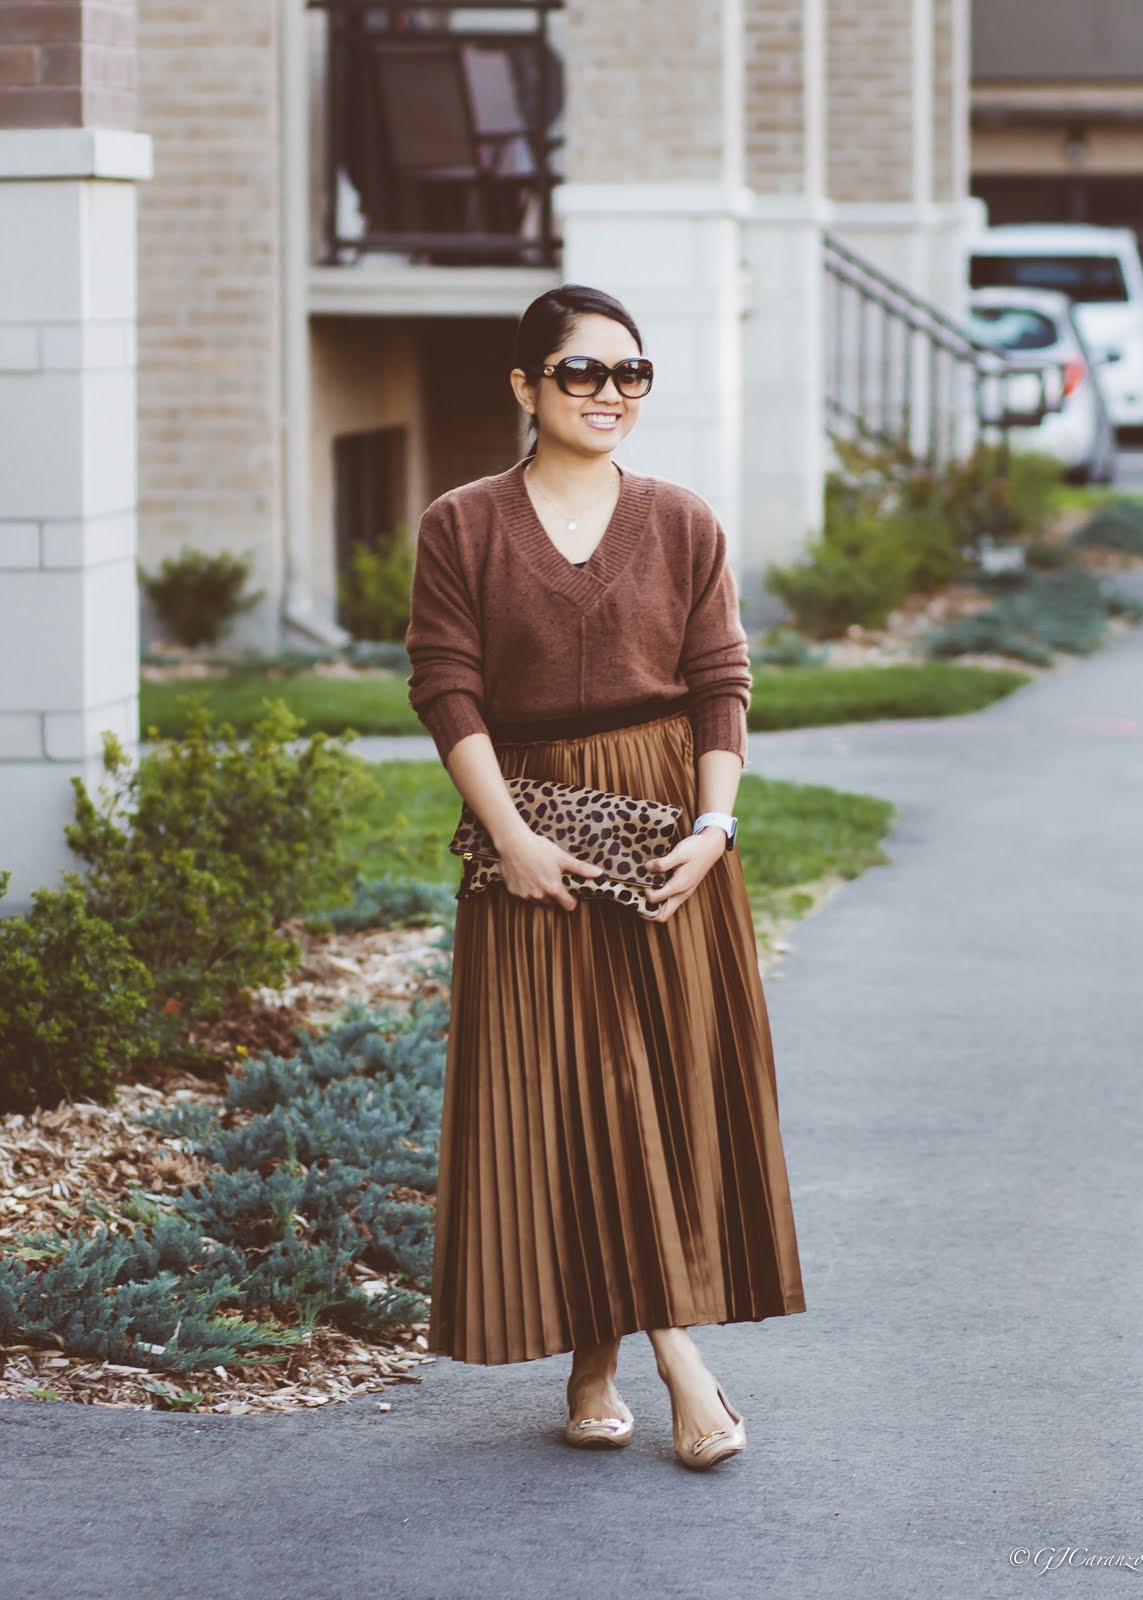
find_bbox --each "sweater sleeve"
[679,510,751,764]
[405,501,490,765]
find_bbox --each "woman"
[405,284,805,1471]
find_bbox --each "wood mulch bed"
[0,926,450,1416]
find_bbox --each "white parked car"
[969,224,1143,432]
[967,286,1117,484]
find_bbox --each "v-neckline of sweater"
[500,457,652,609]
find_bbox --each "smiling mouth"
[584,413,621,427]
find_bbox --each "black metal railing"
[823,230,1063,472]
[309,0,564,268]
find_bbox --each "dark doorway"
[334,424,407,627]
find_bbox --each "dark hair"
[515,283,643,377]
[514,284,644,456]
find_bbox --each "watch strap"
[692,811,737,850]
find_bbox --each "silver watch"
[692,811,738,851]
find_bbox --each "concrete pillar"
[739,0,829,619]
[557,0,748,564]
[0,3,150,911]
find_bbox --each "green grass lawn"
[336,758,895,933]
[746,662,1027,727]
[1050,483,1139,515]
[141,661,1030,741]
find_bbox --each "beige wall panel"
[745,0,806,193]
[826,0,914,202]
[564,0,728,182]
[136,0,283,622]
[973,123,1143,177]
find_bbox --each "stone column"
[0,1,150,911]
[739,0,829,616]
[557,0,749,565]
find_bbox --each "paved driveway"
[2,625,1141,1600]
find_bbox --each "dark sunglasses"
[539,356,654,399]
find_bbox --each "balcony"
[308,0,565,280]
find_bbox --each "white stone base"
[0,129,149,911]
[0,757,108,912]
[739,196,831,622]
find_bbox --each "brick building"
[1,0,977,901]
[131,0,977,644]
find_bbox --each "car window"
[970,254,1129,304]
[967,306,1060,351]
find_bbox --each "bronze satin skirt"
[427,707,806,1365]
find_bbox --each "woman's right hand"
[496,826,603,911]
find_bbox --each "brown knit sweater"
[404,459,752,764]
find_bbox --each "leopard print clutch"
[448,777,684,920]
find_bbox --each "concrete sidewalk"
[3,628,1141,1600]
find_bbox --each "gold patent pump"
[563,1399,635,1450]
[672,1382,746,1471]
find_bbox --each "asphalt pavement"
[2,617,1142,1600]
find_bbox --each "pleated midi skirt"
[427,707,806,1365]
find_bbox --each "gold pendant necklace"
[525,465,613,533]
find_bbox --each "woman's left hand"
[643,829,727,922]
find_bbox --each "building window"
[313,1,564,267]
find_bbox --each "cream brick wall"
[826,0,914,203]
[932,0,963,202]
[564,0,730,183]
[745,0,806,194]
[136,0,282,643]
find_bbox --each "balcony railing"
[823,231,1063,470]
[309,0,564,268]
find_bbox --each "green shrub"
[308,874,457,933]
[140,547,264,649]
[1000,448,1068,536]
[0,871,153,1114]
[751,628,827,668]
[64,701,362,1058]
[1070,500,1143,556]
[345,639,412,670]
[339,529,416,643]
[140,640,412,674]
[924,571,1140,664]
[831,437,1062,543]
[767,437,1065,639]
[765,506,916,637]
[0,1000,447,1375]
[1023,538,1081,571]
[923,609,1056,666]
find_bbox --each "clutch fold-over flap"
[449,777,682,890]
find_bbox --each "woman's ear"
[509,367,536,415]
